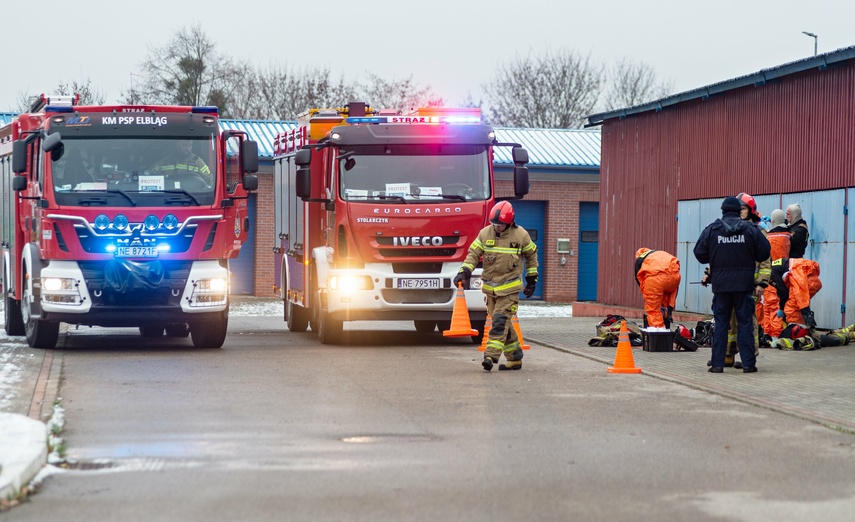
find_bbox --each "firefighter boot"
[482,356,498,372]
[499,349,524,371]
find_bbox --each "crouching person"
[634,248,681,329]
[768,257,822,329]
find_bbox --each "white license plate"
[397,278,440,289]
[116,246,158,258]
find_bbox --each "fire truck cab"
[272,102,529,344]
[0,94,259,348]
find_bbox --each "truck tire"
[414,320,437,333]
[4,295,25,336]
[21,268,58,349]
[318,311,343,345]
[286,300,309,332]
[471,320,486,345]
[140,325,165,338]
[190,317,228,348]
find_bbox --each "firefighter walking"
[454,201,538,372]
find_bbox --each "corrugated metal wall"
[599,61,855,309]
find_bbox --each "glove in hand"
[523,275,537,298]
[453,269,471,290]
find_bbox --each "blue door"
[511,200,545,300]
[577,202,599,301]
[230,194,256,295]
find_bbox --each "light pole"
[802,31,818,56]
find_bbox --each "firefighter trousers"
[484,293,522,363]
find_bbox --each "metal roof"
[0,113,602,168]
[586,44,855,126]
[220,119,296,159]
[494,127,600,168]
[0,113,18,127]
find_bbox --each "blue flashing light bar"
[45,106,74,113]
[345,115,481,125]
[191,106,219,114]
[346,117,387,124]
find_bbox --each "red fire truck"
[0,94,259,348]
[272,102,530,344]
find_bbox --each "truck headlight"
[190,278,229,307]
[42,277,82,305]
[329,275,373,292]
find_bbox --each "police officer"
[634,248,681,329]
[694,196,771,373]
[454,201,538,372]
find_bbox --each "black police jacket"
[693,211,771,293]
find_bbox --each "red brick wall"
[253,170,278,297]
[496,180,599,302]
[251,172,600,303]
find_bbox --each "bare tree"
[249,64,359,120]
[14,78,106,112]
[603,58,674,111]
[354,74,443,112]
[121,24,250,117]
[482,49,604,128]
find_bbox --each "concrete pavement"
[3,300,855,508]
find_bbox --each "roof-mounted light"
[45,106,74,113]
[191,106,219,114]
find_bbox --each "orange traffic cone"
[443,283,478,338]
[478,314,492,351]
[608,320,642,374]
[512,315,531,350]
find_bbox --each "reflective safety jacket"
[153,153,212,182]
[461,223,538,297]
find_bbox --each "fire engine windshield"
[338,144,490,202]
[50,136,218,207]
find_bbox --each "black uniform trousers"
[711,291,757,369]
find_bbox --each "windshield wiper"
[162,189,200,206]
[76,197,109,206]
[104,189,137,206]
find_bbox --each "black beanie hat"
[721,196,742,213]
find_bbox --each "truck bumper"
[322,264,487,322]
[37,259,229,327]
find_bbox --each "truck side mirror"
[512,146,529,166]
[242,174,258,191]
[513,166,529,197]
[12,175,27,191]
[295,148,312,167]
[12,141,28,173]
[240,140,259,173]
[295,167,311,199]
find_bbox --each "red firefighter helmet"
[488,201,515,226]
[736,193,760,219]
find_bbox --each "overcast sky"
[2,0,853,114]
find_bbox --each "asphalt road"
[5,316,855,521]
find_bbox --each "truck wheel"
[471,320,486,345]
[414,320,437,333]
[286,300,309,332]
[140,325,165,337]
[165,323,190,337]
[4,295,25,336]
[22,268,59,349]
[190,317,228,348]
[318,312,343,345]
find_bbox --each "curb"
[0,413,47,502]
